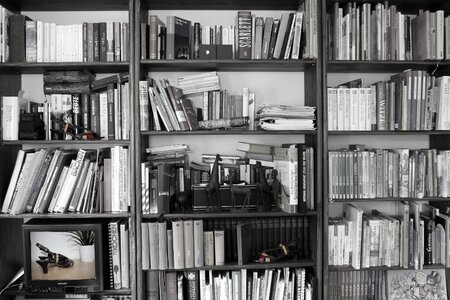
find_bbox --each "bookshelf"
[0,0,324,299]
[135,0,323,299]
[0,1,136,300]
[323,0,450,299]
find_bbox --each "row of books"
[328,71,450,131]
[45,85,129,141]
[328,146,450,200]
[13,16,130,63]
[107,220,130,290]
[145,268,313,300]
[141,3,317,61]
[139,72,220,132]
[328,270,385,300]
[1,147,129,215]
[330,203,449,270]
[142,216,311,271]
[328,2,448,61]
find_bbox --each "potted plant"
[68,231,95,263]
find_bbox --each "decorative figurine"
[269,169,281,211]
[229,175,252,212]
[35,243,74,274]
[205,154,222,212]
[255,161,271,211]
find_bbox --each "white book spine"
[109,221,121,289]
[1,96,19,140]
[214,230,225,265]
[194,220,204,267]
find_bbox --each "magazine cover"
[387,269,447,300]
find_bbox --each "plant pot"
[79,245,95,262]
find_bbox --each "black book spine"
[250,219,257,258]
[93,23,100,61]
[159,26,166,59]
[99,22,107,62]
[267,19,280,59]
[298,217,304,258]
[9,15,27,63]
[80,94,90,131]
[193,22,201,59]
[82,22,88,62]
[72,94,82,135]
[107,83,115,140]
[267,218,275,248]
[237,11,252,59]
[90,93,100,135]
[304,217,310,258]
[141,23,148,60]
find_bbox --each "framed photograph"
[387,269,447,300]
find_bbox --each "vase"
[79,245,95,262]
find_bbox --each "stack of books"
[256,105,316,131]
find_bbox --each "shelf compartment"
[328,264,447,272]
[142,130,317,136]
[329,197,450,203]
[141,59,317,72]
[0,62,129,74]
[0,212,131,219]
[1,140,130,146]
[327,60,450,73]
[143,211,317,219]
[148,259,315,272]
[328,130,450,136]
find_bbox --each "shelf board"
[2,288,132,297]
[0,212,131,219]
[2,0,130,11]
[153,259,315,272]
[143,211,317,219]
[326,0,447,13]
[0,62,128,74]
[141,59,316,72]
[328,264,447,272]
[327,60,450,73]
[1,140,130,146]
[328,130,450,136]
[143,0,301,11]
[330,197,450,203]
[142,130,317,136]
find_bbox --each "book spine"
[109,221,122,289]
[237,11,252,59]
[25,21,37,63]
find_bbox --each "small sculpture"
[269,169,281,211]
[205,154,222,212]
[35,243,74,274]
[255,161,271,211]
[172,191,192,212]
[229,176,251,212]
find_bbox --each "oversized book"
[237,11,252,59]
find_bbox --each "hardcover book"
[237,11,252,59]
